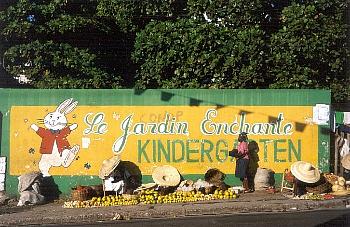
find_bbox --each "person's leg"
[294,179,306,196]
[243,178,249,192]
[247,173,255,192]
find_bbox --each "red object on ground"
[323,194,335,200]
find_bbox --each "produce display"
[63,188,239,208]
[294,193,335,200]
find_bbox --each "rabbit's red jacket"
[36,127,71,154]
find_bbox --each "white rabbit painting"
[31,98,80,177]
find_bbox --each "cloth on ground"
[103,167,131,194]
[104,177,125,194]
[17,172,45,206]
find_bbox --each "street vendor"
[99,155,131,195]
[291,161,320,196]
[234,132,250,192]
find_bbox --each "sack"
[254,168,275,190]
[228,149,244,159]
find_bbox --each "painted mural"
[30,98,80,176]
[10,99,318,177]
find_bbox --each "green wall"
[0,89,331,196]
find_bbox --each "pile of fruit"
[63,188,239,208]
[299,193,334,200]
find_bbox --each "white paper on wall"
[0,157,6,174]
[0,174,4,183]
[82,137,91,149]
[313,104,329,125]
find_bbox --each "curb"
[0,196,350,225]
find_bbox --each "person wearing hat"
[290,161,320,196]
[99,155,131,195]
[234,132,250,192]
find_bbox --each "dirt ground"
[0,191,350,225]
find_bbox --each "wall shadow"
[40,176,61,202]
[119,161,142,193]
[134,89,147,96]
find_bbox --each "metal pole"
[335,131,339,175]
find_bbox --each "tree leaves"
[133,19,266,89]
[268,0,349,101]
[0,0,348,102]
[4,40,121,88]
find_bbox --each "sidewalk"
[1,191,350,225]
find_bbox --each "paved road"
[38,208,350,227]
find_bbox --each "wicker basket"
[324,173,338,185]
[71,186,91,201]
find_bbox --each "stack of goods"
[63,186,240,208]
[331,177,350,196]
[63,165,241,208]
[324,173,350,196]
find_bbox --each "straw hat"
[152,165,181,187]
[341,154,350,170]
[98,155,121,179]
[291,161,320,184]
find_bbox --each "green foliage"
[0,0,96,38]
[187,0,265,28]
[96,0,180,32]
[4,40,120,88]
[0,0,348,102]
[0,0,123,88]
[268,0,349,101]
[133,19,266,89]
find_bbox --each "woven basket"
[324,173,338,185]
[71,186,91,201]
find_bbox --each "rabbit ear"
[57,98,73,113]
[56,98,77,115]
[62,101,78,115]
